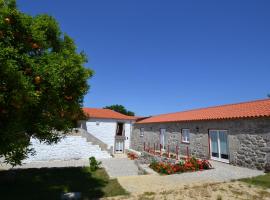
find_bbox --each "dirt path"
[104,181,270,200]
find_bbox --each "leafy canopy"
[103,104,135,116]
[0,0,93,165]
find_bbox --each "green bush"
[89,157,102,171]
[177,159,185,166]
[190,156,200,170]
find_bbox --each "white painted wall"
[124,123,132,149]
[24,136,111,163]
[79,118,133,151]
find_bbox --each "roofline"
[83,107,136,120]
[136,115,270,124]
[136,98,270,124]
[86,116,136,121]
[144,98,270,118]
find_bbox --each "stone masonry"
[131,117,270,171]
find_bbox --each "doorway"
[115,122,125,153]
[209,130,229,163]
[115,140,124,153]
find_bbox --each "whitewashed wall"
[24,136,111,163]
[124,123,131,149]
[79,118,133,151]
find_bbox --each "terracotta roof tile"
[137,99,270,124]
[83,108,136,120]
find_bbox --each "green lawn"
[240,173,270,188]
[0,167,127,200]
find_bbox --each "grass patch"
[0,167,127,200]
[239,173,270,188]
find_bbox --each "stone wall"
[131,117,270,171]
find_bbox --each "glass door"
[115,141,124,153]
[209,130,219,158]
[219,130,229,160]
[160,129,165,149]
[209,130,229,163]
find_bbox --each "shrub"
[178,159,185,166]
[89,156,102,171]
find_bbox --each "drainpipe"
[176,145,179,160]
[143,142,145,151]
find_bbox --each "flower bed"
[149,157,212,175]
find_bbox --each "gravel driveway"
[101,158,139,178]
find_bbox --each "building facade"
[79,108,136,154]
[131,99,270,171]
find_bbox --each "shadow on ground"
[0,167,126,200]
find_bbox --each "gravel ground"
[101,158,139,178]
[117,161,265,194]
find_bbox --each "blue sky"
[17,0,270,116]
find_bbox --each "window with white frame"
[182,129,190,143]
[140,128,144,137]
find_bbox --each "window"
[140,128,144,137]
[116,122,124,136]
[182,129,190,143]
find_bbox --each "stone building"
[131,99,270,171]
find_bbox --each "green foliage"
[103,104,135,116]
[240,173,270,188]
[189,156,199,170]
[89,156,102,171]
[0,0,93,165]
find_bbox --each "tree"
[0,0,93,166]
[104,104,135,116]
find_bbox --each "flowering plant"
[127,152,138,160]
[149,156,212,175]
[149,161,175,174]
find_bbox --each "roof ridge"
[105,109,132,116]
[83,107,104,110]
[83,107,136,120]
[145,98,270,118]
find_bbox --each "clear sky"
[17,0,270,116]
